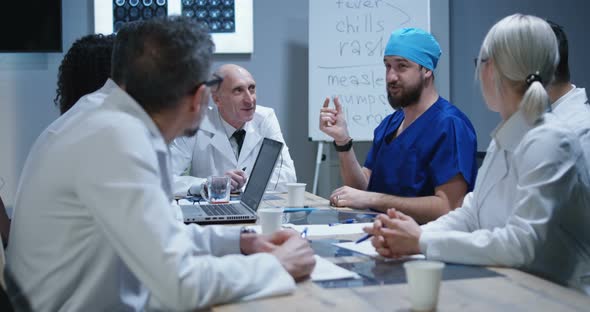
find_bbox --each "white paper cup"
[286,183,306,207]
[257,208,284,234]
[403,260,445,311]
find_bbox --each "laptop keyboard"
[201,204,241,216]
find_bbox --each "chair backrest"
[0,224,12,312]
[0,196,7,292]
[0,284,14,312]
[3,269,29,312]
[0,197,28,311]
[0,196,9,248]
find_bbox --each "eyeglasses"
[204,73,223,88]
[473,57,488,67]
[189,73,223,94]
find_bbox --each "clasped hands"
[362,208,423,258]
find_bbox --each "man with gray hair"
[7,16,314,311]
[171,64,297,196]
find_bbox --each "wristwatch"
[333,138,353,152]
[240,226,257,234]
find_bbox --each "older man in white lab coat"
[6,17,315,311]
[171,64,297,196]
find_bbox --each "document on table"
[334,240,425,260]
[245,223,373,238]
[286,223,372,237]
[311,255,360,281]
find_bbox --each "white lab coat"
[419,111,590,294]
[6,85,295,311]
[171,105,296,195]
[9,79,118,219]
[552,86,590,170]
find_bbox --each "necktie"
[232,129,246,156]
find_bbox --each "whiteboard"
[308,0,433,141]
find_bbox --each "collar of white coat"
[491,110,532,152]
[199,105,256,135]
[552,85,588,112]
[102,78,118,93]
[103,85,168,153]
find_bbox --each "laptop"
[181,138,284,224]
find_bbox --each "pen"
[241,167,247,171]
[328,218,357,226]
[283,207,316,213]
[355,233,373,244]
[300,227,308,239]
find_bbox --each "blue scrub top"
[365,97,477,197]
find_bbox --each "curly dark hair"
[54,34,115,115]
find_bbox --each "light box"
[94,0,253,53]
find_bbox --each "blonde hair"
[476,14,559,125]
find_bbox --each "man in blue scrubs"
[319,27,477,224]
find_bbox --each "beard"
[182,100,210,138]
[387,76,425,110]
[183,127,199,138]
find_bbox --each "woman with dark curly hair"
[54,34,115,114]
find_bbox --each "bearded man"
[319,27,477,224]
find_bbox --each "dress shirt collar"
[219,113,239,139]
[491,110,532,152]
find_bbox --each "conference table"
[212,192,590,311]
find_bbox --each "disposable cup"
[286,183,306,207]
[257,208,284,234]
[403,260,445,311]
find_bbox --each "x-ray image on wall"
[95,0,252,53]
[181,0,235,33]
[113,0,168,32]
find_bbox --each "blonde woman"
[365,14,590,294]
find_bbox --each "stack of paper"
[334,240,425,260]
[311,255,360,281]
[245,223,372,237]
[282,223,373,237]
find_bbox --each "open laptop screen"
[241,138,283,211]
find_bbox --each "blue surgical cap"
[384,27,441,71]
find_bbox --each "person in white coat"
[3,34,117,249]
[546,20,590,170]
[363,14,590,294]
[53,34,115,115]
[6,17,315,311]
[171,64,297,196]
